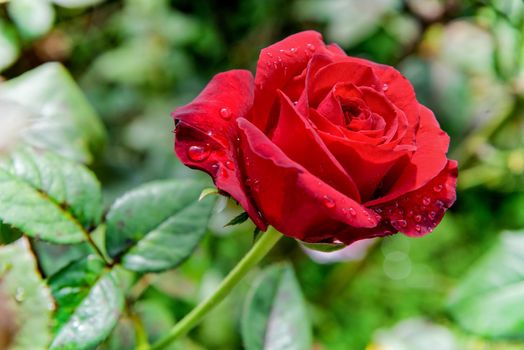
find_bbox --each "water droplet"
[322,195,335,208]
[382,83,389,92]
[306,43,316,51]
[415,225,421,232]
[367,216,373,223]
[433,184,443,192]
[225,160,235,170]
[435,200,444,208]
[429,211,436,219]
[393,219,407,228]
[15,287,25,302]
[219,168,228,178]
[348,207,356,216]
[187,145,210,162]
[289,47,297,54]
[422,197,431,206]
[414,215,422,223]
[266,52,273,58]
[219,107,232,120]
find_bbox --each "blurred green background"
[2,0,524,349]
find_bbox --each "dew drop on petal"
[429,211,436,220]
[393,219,407,228]
[219,107,232,120]
[382,83,389,92]
[433,184,443,192]
[187,145,210,162]
[348,207,356,216]
[306,43,316,51]
[225,160,235,170]
[322,195,335,208]
[415,225,421,232]
[414,215,422,223]
[422,197,431,206]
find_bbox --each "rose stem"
[151,226,283,350]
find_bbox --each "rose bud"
[173,31,457,245]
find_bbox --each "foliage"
[0,0,524,349]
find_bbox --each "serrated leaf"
[225,211,249,227]
[0,62,106,163]
[242,263,312,350]
[0,238,53,350]
[48,255,124,350]
[0,147,103,244]
[105,179,215,273]
[448,232,524,339]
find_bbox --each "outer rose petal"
[375,160,458,237]
[366,105,450,206]
[173,70,266,229]
[238,118,379,242]
[253,31,344,132]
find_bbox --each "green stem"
[151,227,283,350]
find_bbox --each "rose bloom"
[173,31,457,245]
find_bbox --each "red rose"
[173,31,457,244]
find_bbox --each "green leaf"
[105,179,215,273]
[242,263,312,350]
[0,62,106,163]
[448,232,524,339]
[48,255,124,350]
[7,0,55,39]
[0,238,53,350]
[0,147,103,244]
[0,221,22,245]
[0,19,19,72]
[301,241,346,253]
[225,211,250,227]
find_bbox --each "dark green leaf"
[105,179,215,273]
[225,212,249,227]
[48,255,124,350]
[242,263,312,350]
[0,238,53,350]
[0,62,106,163]
[0,221,22,245]
[0,147,103,244]
[448,232,524,339]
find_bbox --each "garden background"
[1,0,524,349]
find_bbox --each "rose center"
[342,103,364,125]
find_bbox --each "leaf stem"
[151,227,283,350]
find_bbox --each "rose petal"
[252,31,340,133]
[173,70,266,229]
[375,160,458,237]
[238,117,379,241]
[308,60,382,108]
[366,105,450,206]
[271,91,361,200]
[320,131,411,202]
